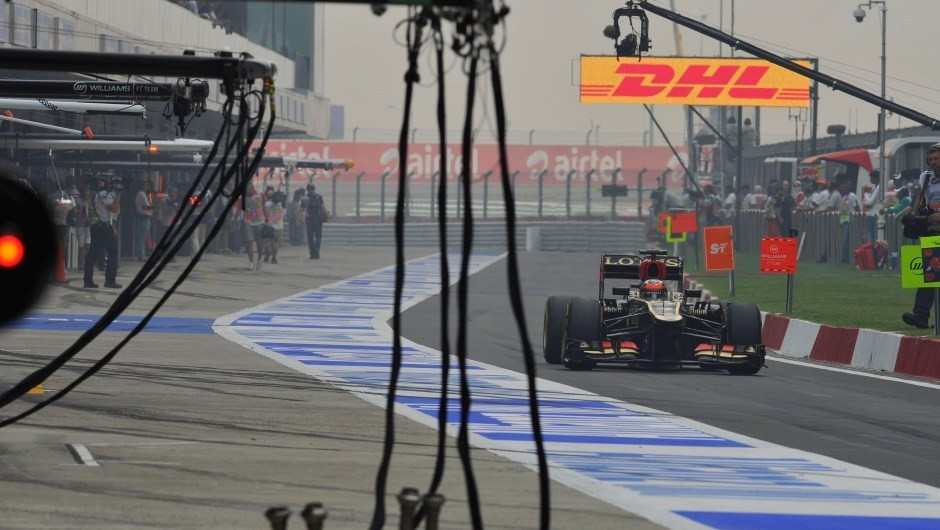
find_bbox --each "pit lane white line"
[65,443,99,467]
[768,353,940,390]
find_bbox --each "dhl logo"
[580,56,811,108]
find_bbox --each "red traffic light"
[0,234,24,268]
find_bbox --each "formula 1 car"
[543,250,765,374]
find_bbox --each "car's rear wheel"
[562,297,601,370]
[543,296,571,364]
[726,302,763,375]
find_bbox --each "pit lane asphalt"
[400,250,940,488]
[0,246,660,530]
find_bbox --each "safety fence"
[295,169,673,223]
[734,209,904,264]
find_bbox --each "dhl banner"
[581,56,811,108]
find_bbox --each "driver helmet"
[640,279,666,300]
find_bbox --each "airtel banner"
[581,56,811,107]
[264,140,687,186]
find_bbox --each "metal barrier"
[319,168,659,223]
[735,209,905,264]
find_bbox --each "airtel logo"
[710,243,729,254]
[72,82,88,95]
[769,245,780,253]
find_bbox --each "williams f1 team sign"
[580,56,811,107]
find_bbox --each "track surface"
[401,250,940,488]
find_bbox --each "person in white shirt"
[134,179,154,261]
[863,171,882,243]
[243,185,266,270]
[837,181,860,263]
[83,175,123,289]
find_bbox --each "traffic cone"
[51,239,67,283]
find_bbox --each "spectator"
[792,180,806,205]
[750,185,768,208]
[778,180,796,235]
[73,182,91,272]
[301,183,327,259]
[721,183,736,221]
[702,184,722,226]
[83,175,123,289]
[740,184,754,209]
[287,188,306,245]
[243,184,266,270]
[48,183,74,258]
[863,171,883,243]
[263,186,285,264]
[884,174,915,216]
[134,179,154,261]
[836,180,860,264]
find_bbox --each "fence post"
[405,171,415,220]
[609,168,621,220]
[565,170,575,219]
[354,171,365,221]
[380,171,390,222]
[637,168,647,218]
[482,171,492,219]
[331,172,340,221]
[537,169,547,218]
[585,169,595,219]
[430,171,439,221]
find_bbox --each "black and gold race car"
[543,249,765,374]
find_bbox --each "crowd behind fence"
[733,209,903,266]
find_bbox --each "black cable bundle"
[371,3,551,529]
[0,75,276,428]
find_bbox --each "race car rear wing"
[599,254,684,299]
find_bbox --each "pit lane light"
[0,173,57,325]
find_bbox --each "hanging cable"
[420,9,453,523]
[455,38,484,530]
[0,74,272,424]
[487,22,552,530]
[369,7,427,530]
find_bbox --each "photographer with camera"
[83,173,123,289]
[901,144,940,328]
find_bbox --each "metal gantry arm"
[637,0,939,130]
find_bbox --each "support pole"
[565,170,575,219]
[637,168,647,218]
[585,169,595,218]
[355,171,364,220]
[611,168,621,220]
[331,172,339,221]
[483,170,491,218]
[380,170,390,222]
[430,170,439,221]
[537,169,546,218]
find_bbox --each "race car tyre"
[726,302,763,375]
[562,297,602,371]
[726,302,762,346]
[566,297,602,342]
[543,296,571,364]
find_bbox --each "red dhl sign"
[580,56,811,107]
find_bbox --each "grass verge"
[685,251,937,337]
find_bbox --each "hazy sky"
[324,0,938,146]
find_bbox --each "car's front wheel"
[562,297,602,371]
[543,296,571,364]
[725,302,764,375]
